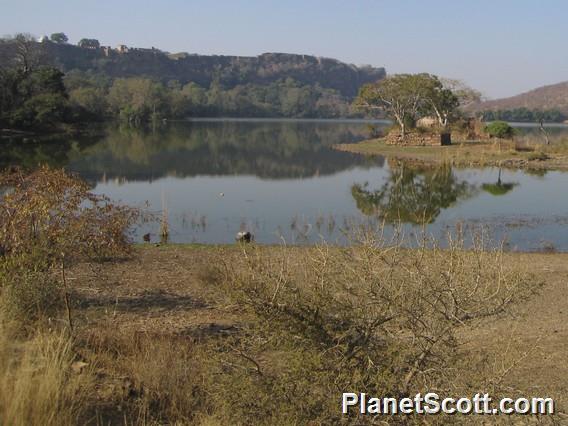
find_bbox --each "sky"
[1,0,567,98]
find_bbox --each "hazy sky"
[1,0,566,98]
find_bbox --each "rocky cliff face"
[0,41,385,98]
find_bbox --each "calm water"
[3,119,568,251]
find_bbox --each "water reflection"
[4,120,568,250]
[67,120,386,181]
[481,168,518,196]
[351,160,474,224]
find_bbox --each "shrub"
[205,230,536,424]
[0,248,61,324]
[485,121,516,139]
[0,166,139,262]
[0,167,140,325]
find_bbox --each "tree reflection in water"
[351,159,474,224]
[481,168,518,196]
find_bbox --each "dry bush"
[0,166,139,262]
[0,325,94,426]
[204,229,537,424]
[0,167,140,325]
[0,248,61,324]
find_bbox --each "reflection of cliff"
[351,160,473,224]
[65,121,385,181]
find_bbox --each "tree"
[420,76,459,128]
[77,38,100,49]
[50,33,68,44]
[355,74,428,137]
[355,74,459,137]
[12,33,40,73]
[485,121,515,139]
[439,78,482,109]
[0,65,70,129]
[107,78,165,123]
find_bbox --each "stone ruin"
[384,117,488,146]
[385,131,452,146]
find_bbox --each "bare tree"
[440,78,482,109]
[12,33,40,73]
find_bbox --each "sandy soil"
[70,245,568,421]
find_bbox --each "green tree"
[356,74,434,137]
[485,121,516,139]
[108,78,166,123]
[69,87,108,118]
[421,76,460,128]
[77,38,100,49]
[0,66,70,129]
[50,33,68,44]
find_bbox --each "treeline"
[66,71,354,123]
[0,32,387,128]
[1,71,356,130]
[0,66,358,130]
[481,108,566,123]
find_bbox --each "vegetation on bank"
[0,167,556,424]
[334,138,568,170]
[481,108,566,123]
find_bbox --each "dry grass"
[0,324,94,426]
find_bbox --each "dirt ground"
[69,245,568,422]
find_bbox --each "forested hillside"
[473,81,568,121]
[0,35,386,124]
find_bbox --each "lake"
[3,119,568,251]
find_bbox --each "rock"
[235,231,253,243]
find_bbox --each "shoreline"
[334,138,568,170]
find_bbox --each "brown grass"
[0,325,94,426]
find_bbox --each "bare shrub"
[207,229,537,424]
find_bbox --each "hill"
[473,81,568,117]
[0,40,385,98]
